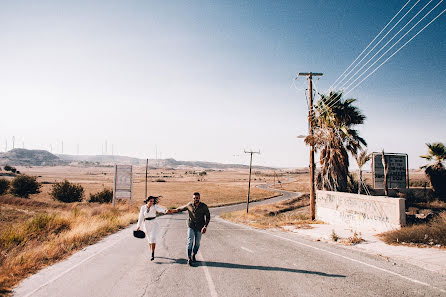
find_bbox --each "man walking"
[175,192,210,266]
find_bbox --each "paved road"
[14,187,446,296]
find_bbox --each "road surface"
[14,187,446,296]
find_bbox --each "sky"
[0,0,445,169]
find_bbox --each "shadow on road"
[155,257,345,278]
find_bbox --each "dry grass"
[221,194,323,229]
[378,212,446,248]
[271,174,309,193]
[0,199,138,294]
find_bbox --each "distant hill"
[0,149,275,170]
[0,149,64,166]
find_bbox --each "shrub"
[89,189,113,203]
[0,178,10,195]
[11,175,41,198]
[4,165,16,172]
[50,180,84,203]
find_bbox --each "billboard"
[372,153,408,189]
[113,165,133,206]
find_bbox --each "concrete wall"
[316,191,406,232]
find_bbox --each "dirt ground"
[8,166,281,208]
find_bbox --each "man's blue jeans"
[187,227,202,258]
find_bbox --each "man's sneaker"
[187,258,193,266]
[192,254,197,262]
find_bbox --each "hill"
[0,149,63,166]
[0,149,275,170]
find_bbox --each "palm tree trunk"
[358,169,362,194]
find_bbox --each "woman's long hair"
[144,195,161,204]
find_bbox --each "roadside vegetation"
[379,212,446,247]
[221,194,323,229]
[0,194,138,294]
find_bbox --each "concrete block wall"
[316,190,406,232]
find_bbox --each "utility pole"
[244,150,260,213]
[144,158,148,199]
[297,72,323,221]
[12,136,15,149]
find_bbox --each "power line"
[329,0,414,90]
[345,6,446,96]
[340,0,437,91]
[313,1,445,120]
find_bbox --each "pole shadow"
[155,257,345,278]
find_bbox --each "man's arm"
[202,204,210,234]
[204,204,210,227]
[175,202,190,212]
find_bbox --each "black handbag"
[133,230,146,239]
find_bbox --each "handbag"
[133,230,146,239]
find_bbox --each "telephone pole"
[144,158,148,199]
[297,72,323,221]
[244,150,260,213]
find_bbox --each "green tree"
[50,180,84,203]
[420,142,446,198]
[306,91,367,192]
[11,175,41,198]
[0,178,10,195]
[89,188,113,203]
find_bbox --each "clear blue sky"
[1,0,445,168]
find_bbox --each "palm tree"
[420,142,446,198]
[354,149,371,194]
[305,91,367,192]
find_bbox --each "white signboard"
[113,165,133,206]
[372,153,407,190]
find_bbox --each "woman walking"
[136,196,171,261]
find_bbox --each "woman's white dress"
[136,204,167,243]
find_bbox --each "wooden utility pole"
[244,150,260,213]
[144,158,148,199]
[298,72,323,221]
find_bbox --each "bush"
[4,165,16,172]
[11,175,41,198]
[89,189,113,203]
[50,180,84,203]
[0,178,10,195]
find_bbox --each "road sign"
[372,153,408,189]
[113,165,133,206]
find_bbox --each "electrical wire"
[330,0,415,91]
[313,0,445,120]
[345,6,446,96]
[340,0,436,91]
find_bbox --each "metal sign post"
[113,165,133,207]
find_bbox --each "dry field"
[220,194,324,229]
[0,166,283,294]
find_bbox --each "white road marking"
[197,253,218,297]
[21,234,129,297]
[217,217,446,294]
[241,246,254,253]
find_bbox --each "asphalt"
[13,186,446,297]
